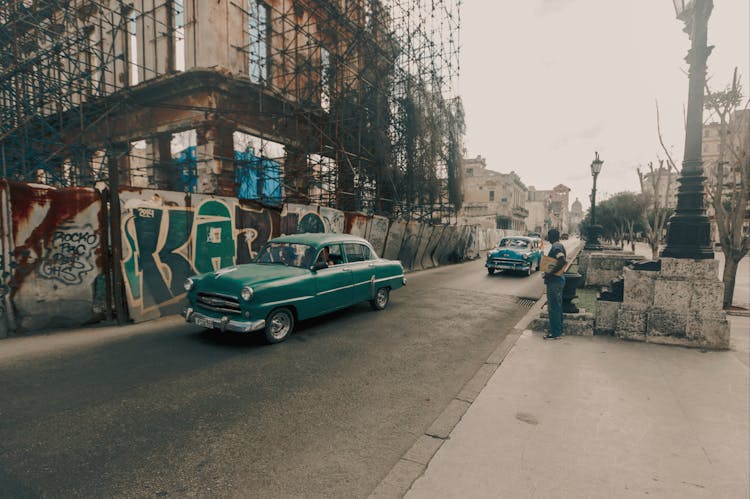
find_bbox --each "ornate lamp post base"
[660,214,714,259]
[584,224,603,251]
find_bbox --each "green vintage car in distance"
[485,235,543,276]
[182,233,406,344]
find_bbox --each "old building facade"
[702,109,750,240]
[0,0,461,217]
[459,155,528,231]
[526,184,571,235]
[569,197,583,235]
[641,166,679,210]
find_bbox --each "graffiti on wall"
[280,204,345,235]
[0,179,510,334]
[120,190,280,321]
[319,206,344,233]
[38,224,100,285]
[3,181,104,331]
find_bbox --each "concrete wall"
[1,184,505,334]
[0,181,105,333]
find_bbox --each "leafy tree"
[703,69,749,308]
[610,192,644,244]
[581,192,644,246]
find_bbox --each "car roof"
[502,236,534,241]
[269,232,370,248]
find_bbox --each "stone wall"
[596,258,729,349]
[580,250,644,287]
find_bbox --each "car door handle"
[368,264,375,267]
[341,268,351,272]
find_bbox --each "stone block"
[596,255,618,271]
[686,310,730,349]
[584,253,645,287]
[563,319,594,336]
[595,300,619,334]
[617,329,647,342]
[623,267,655,305]
[564,311,595,322]
[690,280,724,310]
[616,304,648,338]
[646,308,688,338]
[660,257,718,280]
[528,317,548,332]
[578,253,591,277]
[653,279,691,312]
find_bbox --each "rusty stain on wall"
[3,181,104,331]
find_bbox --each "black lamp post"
[584,151,604,250]
[661,0,714,259]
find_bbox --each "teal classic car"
[485,236,542,276]
[182,233,406,343]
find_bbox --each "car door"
[344,242,377,302]
[313,244,356,313]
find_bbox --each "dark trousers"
[546,275,565,337]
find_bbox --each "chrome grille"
[196,292,241,314]
[489,258,524,265]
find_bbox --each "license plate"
[194,316,214,329]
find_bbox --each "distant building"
[569,198,583,235]
[641,166,678,210]
[702,109,750,240]
[459,155,528,231]
[526,184,571,235]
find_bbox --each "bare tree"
[703,69,749,309]
[638,159,675,259]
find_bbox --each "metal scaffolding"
[0,0,462,221]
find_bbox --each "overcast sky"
[459,0,749,210]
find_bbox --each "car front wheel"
[370,287,390,310]
[487,268,495,275]
[264,307,294,344]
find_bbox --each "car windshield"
[499,238,529,249]
[255,242,316,268]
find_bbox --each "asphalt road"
[0,257,545,498]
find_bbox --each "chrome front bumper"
[486,260,530,270]
[183,307,265,333]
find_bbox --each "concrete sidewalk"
[374,314,749,499]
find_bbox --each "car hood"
[194,264,309,293]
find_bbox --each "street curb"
[368,293,545,498]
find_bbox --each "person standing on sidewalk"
[543,228,567,339]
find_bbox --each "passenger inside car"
[318,246,343,267]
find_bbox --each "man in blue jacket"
[543,229,567,339]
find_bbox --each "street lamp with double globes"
[584,151,604,250]
[661,0,714,259]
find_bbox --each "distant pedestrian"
[543,228,567,340]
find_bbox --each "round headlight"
[241,286,254,301]
[184,277,194,291]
